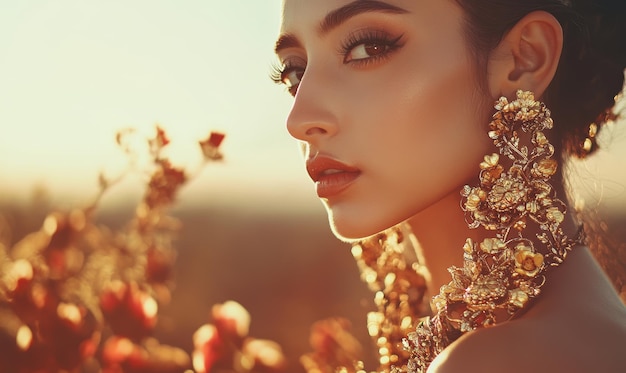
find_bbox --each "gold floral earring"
[398,90,584,373]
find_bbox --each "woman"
[271,1,626,372]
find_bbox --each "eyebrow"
[274,0,409,54]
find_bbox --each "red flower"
[100,281,158,339]
[242,338,287,371]
[102,336,145,370]
[192,324,223,373]
[199,132,225,160]
[150,125,171,150]
[144,160,187,208]
[212,300,250,341]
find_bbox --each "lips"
[306,155,361,198]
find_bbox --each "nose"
[286,68,339,143]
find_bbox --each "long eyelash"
[339,29,403,56]
[269,61,285,85]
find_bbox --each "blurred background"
[0,1,375,370]
[0,1,625,372]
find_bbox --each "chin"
[326,209,397,243]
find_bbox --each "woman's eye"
[344,42,390,63]
[341,32,403,65]
[282,68,304,95]
[270,61,305,96]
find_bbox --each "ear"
[487,11,563,99]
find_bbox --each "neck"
[407,190,487,293]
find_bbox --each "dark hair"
[455,0,626,158]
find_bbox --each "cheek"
[359,51,492,219]
[378,53,492,175]
[325,42,495,239]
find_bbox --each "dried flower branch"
[0,125,284,373]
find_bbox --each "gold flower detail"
[432,294,447,313]
[463,238,474,255]
[479,238,506,254]
[488,115,509,144]
[442,268,472,303]
[546,207,565,224]
[534,131,549,146]
[513,218,527,231]
[526,200,540,214]
[531,158,558,178]
[480,154,504,185]
[464,188,486,212]
[487,175,528,212]
[463,274,507,310]
[514,245,544,277]
[480,154,500,169]
[494,96,509,111]
[509,289,529,308]
[509,91,541,123]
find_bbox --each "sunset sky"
[1,0,625,213]
[0,0,323,210]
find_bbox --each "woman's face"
[275,0,495,240]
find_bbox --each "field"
[1,198,378,372]
[2,192,624,372]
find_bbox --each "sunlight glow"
[16,325,33,351]
[1,1,623,213]
[0,0,313,209]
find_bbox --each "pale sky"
[0,0,624,213]
[0,0,323,210]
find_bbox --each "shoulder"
[428,248,626,373]
[428,314,626,373]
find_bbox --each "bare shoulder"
[428,312,626,373]
[429,248,626,373]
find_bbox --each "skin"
[279,0,493,240]
[275,0,626,371]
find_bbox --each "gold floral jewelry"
[398,91,584,373]
[352,224,430,371]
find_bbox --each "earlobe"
[488,11,563,99]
